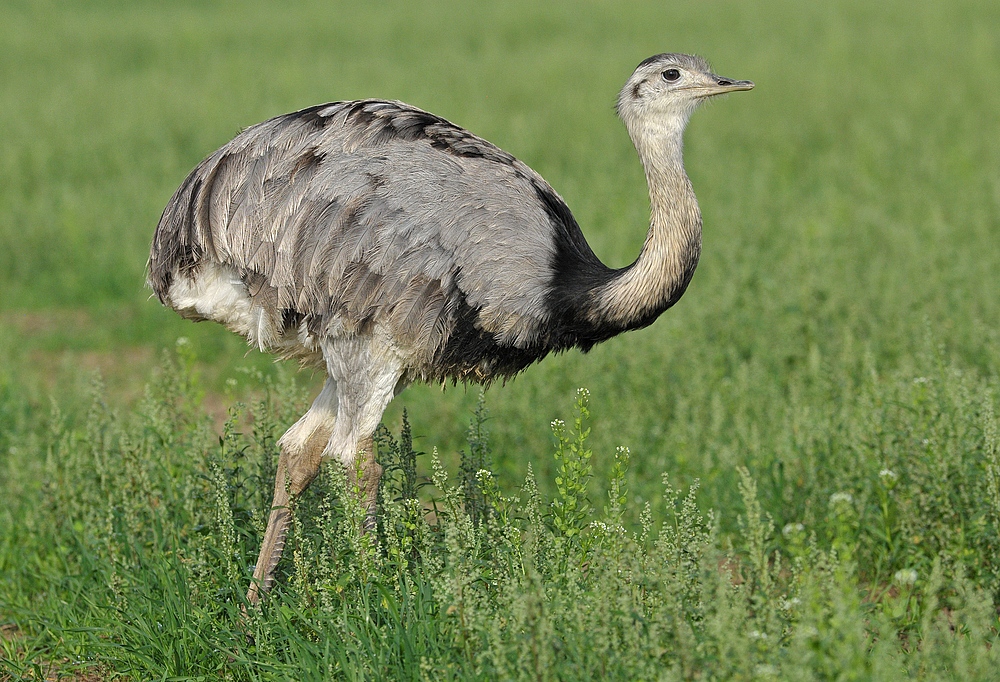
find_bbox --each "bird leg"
[247,433,382,606]
[246,434,327,605]
[245,342,401,605]
[246,381,337,606]
[347,435,382,532]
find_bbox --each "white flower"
[782,522,805,538]
[829,492,853,506]
[894,568,918,586]
[175,336,190,347]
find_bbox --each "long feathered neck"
[586,111,702,332]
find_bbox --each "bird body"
[151,100,611,384]
[148,54,753,603]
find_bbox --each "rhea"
[148,53,753,603]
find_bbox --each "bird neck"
[587,117,703,331]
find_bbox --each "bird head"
[616,53,753,139]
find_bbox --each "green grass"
[3,0,1000,678]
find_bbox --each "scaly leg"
[347,435,383,531]
[247,340,403,604]
[246,379,337,605]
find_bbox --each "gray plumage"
[151,100,569,382]
[148,53,753,604]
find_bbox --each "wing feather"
[150,99,574,375]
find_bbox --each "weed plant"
[2,348,999,679]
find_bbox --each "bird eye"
[662,69,681,82]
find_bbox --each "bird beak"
[696,75,755,98]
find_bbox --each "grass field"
[3,0,1000,678]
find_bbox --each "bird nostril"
[717,79,732,86]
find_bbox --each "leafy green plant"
[6,351,1000,679]
[550,388,594,547]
